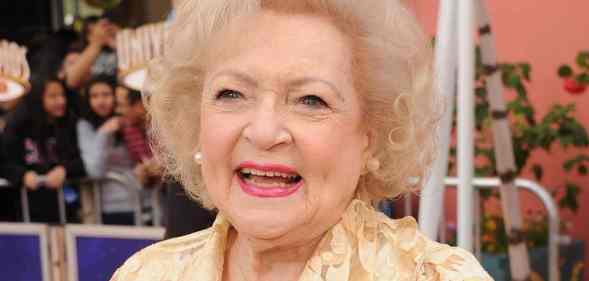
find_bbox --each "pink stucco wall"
[408,0,589,274]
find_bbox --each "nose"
[242,98,292,151]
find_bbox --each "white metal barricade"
[98,172,145,226]
[98,172,165,226]
[441,178,560,281]
[14,172,164,227]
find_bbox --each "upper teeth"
[240,168,298,179]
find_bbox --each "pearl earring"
[194,151,203,165]
[367,158,380,172]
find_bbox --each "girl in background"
[77,76,139,225]
[1,76,85,223]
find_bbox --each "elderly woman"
[111,0,492,280]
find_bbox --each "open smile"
[236,161,303,198]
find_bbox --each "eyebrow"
[211,70,258,88]
[288,77,345,102]
[211,70,345,102]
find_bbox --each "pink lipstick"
[236,161,303,198]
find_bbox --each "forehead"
[116,87,128,97]
[45,81,64,94]
[205,12,353,84]
[90,82,113,92]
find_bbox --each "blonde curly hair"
[145,0,440,209]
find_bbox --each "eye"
[299,95,328,108]
[215,89,244,100]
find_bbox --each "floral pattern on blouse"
[110,199,493,281]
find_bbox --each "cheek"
[199,111,243,194]
[200,112,241,155]
[100,98,114,110]
[90,99,99,110]
[107,97,115,108]
[292,119,365,195]
[42,100,50,112]
[44,98,57,112]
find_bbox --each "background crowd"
[0,15,215,235]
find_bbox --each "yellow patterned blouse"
[110,200,493,281]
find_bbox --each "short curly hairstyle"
[145,0,440,209]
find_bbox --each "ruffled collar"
[206,199,423,281]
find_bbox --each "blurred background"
[0,1,588,280]
[0,0,170,42]
[410,2,589,280]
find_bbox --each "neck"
[224,228,323,281]
[47,115,57,124]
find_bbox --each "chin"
[217,178,315,240]
[234,212,304,240]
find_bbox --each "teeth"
[239,168,298,179]
[250,180,289,188]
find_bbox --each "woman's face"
[199,12,370,244]
[88,82,115,118]
[43,81,67,119]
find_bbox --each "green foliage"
[540,104,589,148]
[576,51,589,69]
[482,209,552,254]
[450,54,589,208]
[481,215,508,253]
[523,214,550,249]
[559,183,581,213]
[578,73,589,83]
[558,65,573,78]
[559,50,589,84]
[449,49,589,253]
[563,155,589,172]
[519,63,532,81]
[579,165,588,175]
[531,164,543,181]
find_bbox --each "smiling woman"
[110,1,492,281]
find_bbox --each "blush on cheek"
[199,113,243,191]
[297,124,365,189]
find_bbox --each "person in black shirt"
[65,16,119,90]
[0,76,86,223]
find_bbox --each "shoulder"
[109,227,214,281]
[418,235,492,280]
[4,108,31,136]
[77,119,92,131]
[375,215,492,281]
[76,120,99,140]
